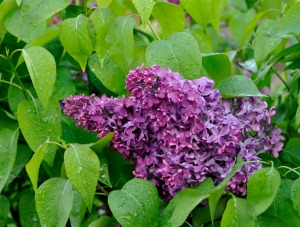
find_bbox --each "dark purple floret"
[63,65,284,199]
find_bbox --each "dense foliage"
[0,0,300,226]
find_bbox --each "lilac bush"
[63,65,284,199]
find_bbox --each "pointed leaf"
[0,128,18,192]
[145,32,202,80]
[60,15,94,71]
[246,166,280,215]
[151,2,185,39]
[23,46,56,110]
[17,98,62,166]
[221,196,256,227]
[89,215,115,227]
[181,0,212,29]
[64,144,100,211]
[0,195,9,226]
[108,178,159,227]
[88,54,126,95]
[131,0,154,27]
[217,75,266,98]
[210,0,224,34]
[19,193,41,227]
[158,178,214,227]
[106,16,134,73]
[36,178,73,227]
[25,143,47,192]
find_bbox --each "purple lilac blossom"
[63,65,284,200]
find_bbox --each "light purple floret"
[63,65,284,200]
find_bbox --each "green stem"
[277,166,300,177]
[97,183,109,196]
[271,68,290,91]
[82,0,87,15]
[147,20,160,40]
[8,60,29,99]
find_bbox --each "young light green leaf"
[210,0,224,34]
[0,0,17,37]
[19,193,41,227]
[202,53,231,86]
[36,178,73,227]
[291,177,300,216]
[0,128,18,192]
[88,54,127,95]
[0,195,10,226]
[209,157,244,223]
[17,98,62,166]
[180,0,212,30]
[106,16,134,74]
[89,8,113,60]
[60,15,94,71]
[131,0,154,27]
[108,178,159,227]
[145,32,202,80]
[64,144,100,212]
[246,166,280,215]
[281,138,300,166]
[90,132,114,153]
[25,143,47,192]
[221,196,256,227]
[70,189,86,227]
[190,26,213,53]
[158,178,214,227]
[217,75,266,98]
[23,46,56,110]
[96,0,112,8]
[151,2,185,39]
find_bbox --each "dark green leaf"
[19,193,41,227]
[256,213,288,227]
[0,195,9,227]
[53,67,76,100]
[278,179,293,199]
[246,166,280,215]
[145,32,202,80]
[158,178,214,227]
[88,215,115,227]
[221,196,256,227]
[202,53,231,86]
[217,75,266,98]
[23,46,56,110]
[0,128,18,192]
[291,178,300,216]
[64,144,100,211]
[35,178,73,227]
[281,138,300,166]
[108,178,159,227]
[131,0,154,27]
[180,0,212,30]
[151,2,185,39]
[106,16,134,73]
[88,54,126,95]
[70,189,86,227]
[17,98,62,166]
[60,15,94,71]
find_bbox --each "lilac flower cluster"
[63,65,284,199]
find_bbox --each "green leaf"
[70,189,86,227]
[145,32,202,80]
[190,26,213,53]
[60,15,94,71]
[210,0,224,34]
[64,144,100,211]
[88,215,115,227]
[273,3,300,38]
[7,144,32,185]
[0,195,9,227]
[246,166,280,215]
[256,213,288,227]
[131,0,154,27]
[221,196,256,227]
[23,46,56,110]
[158,178,214,227]
[96,0,112,8]
[202,53,231,86]
[90,132,114,153]
[25,143,47,192]
[108,178,159,227]
[217,75,266,98]
[180,0,212,30]
[19,193,41,227]
[53,67,76,100]
[0,109,18,131]
[291,177,300,216]
[89,8,113,60]
[88,54,126,95]
[209,157,244,223]
[0,128,18,192]
[36,178,73,227]
[0,0,17,37]
[106,16,134,73]
[17,98,62,166]
[151,2,185,39]
[281,138,300,166]
[265,192,300,226]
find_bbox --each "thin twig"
[147,20,160,40]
